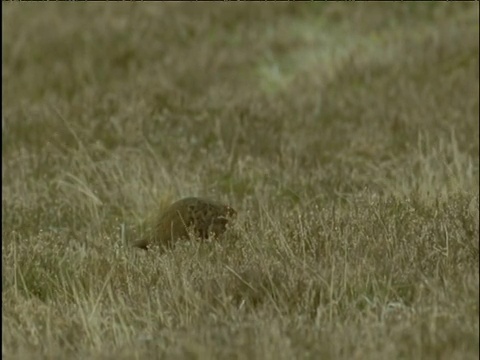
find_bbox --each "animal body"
[133,197,236,250]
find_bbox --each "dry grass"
[2,3,479,359]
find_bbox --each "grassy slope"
[2,3,479,359]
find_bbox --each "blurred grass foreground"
[2,3,479,360]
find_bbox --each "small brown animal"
[133,197,237,250]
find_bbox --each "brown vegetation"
[2,3,478,359]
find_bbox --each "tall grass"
[2,3,479,359]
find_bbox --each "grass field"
[2,3,479,359]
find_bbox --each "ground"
[2,3,479,359]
